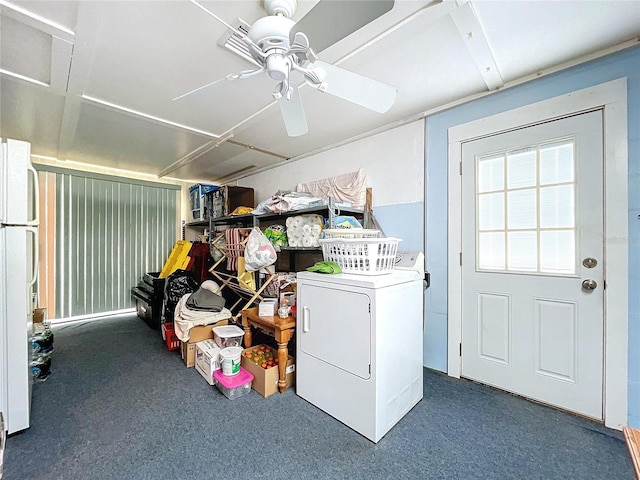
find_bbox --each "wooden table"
[240,307,296,393]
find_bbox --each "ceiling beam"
[0,0,74,41]
[158,134,235,178]
[57,1,104,160]
[450,0,504,91]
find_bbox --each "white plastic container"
[323,228,381,239]
[219,346,243,376]
[212,325,244,348]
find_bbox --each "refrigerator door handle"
[26,226,38,290]
[26,161,39,227]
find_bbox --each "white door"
[461,110,604,420]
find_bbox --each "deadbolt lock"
[582,257,598,268]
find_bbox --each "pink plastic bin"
[213,367,253,400]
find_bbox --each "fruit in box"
[244,345,279,369]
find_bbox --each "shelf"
[208,213,256,226]
[208,198,364,273]
[207,206,363,227]
[255,205,363,222]
[186,220,208,227]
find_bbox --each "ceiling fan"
[177,0,397,137]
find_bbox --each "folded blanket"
[186,286,226,312]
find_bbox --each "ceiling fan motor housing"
[247,15,295,61]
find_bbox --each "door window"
[476,138,576,275]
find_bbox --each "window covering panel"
[37,167,178,319]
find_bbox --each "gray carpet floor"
[3,313,634,480]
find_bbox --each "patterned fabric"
[225,228,250,271]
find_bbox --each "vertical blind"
[37,166,179,319]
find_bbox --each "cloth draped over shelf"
[296,168,367,209]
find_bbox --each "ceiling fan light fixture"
[266,54,291,81]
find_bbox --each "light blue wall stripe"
[426,45,640,426]
[373,202,424,252]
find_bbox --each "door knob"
[582,279,597,291]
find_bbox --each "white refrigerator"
[0,138,39,435]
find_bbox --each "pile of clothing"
[173,280,232,342]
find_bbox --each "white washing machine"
[295,252,424,443]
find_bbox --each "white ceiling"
[1,0,639,183]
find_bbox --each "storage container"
[320,237,401,275]
[162,322,180,351]
[219,346,243,376]
[212,325,245,348]
[131,271,165,329]
[189,183,218,221]
[213,367,253,400]
[205,186,254,219]
[323,228,381,239]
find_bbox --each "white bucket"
[219,346,243,376]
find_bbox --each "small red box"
[162,322,180,351]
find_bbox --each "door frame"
[446,78,628,429]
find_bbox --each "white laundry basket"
[322,228,381,239]
[320,237,401,275]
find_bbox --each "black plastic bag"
[162,270,199,323]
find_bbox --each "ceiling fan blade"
[290,0,395,53]
[308,61,397,113]
[278,83,308,137]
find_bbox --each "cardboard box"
[180,320,228,367]
[258,298,278,317]
[195,339,222,385]
[241,345,295,397]
[33,308,47,324]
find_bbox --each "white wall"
[240,120,425,207]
